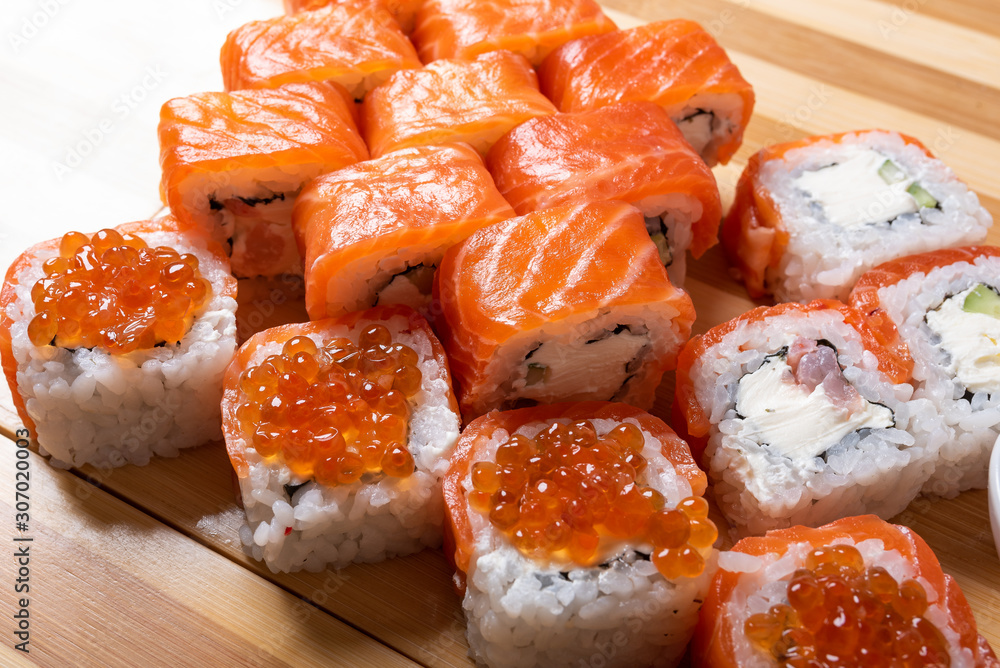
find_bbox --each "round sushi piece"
[672,300,945,537]
[0,216,238,468]
[443,402,719,668]
[851,246,1000,497]
[693,515,999,667]
[434,201,696,420]
[222,304,461,572]
[722,129,993,303]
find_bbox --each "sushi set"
[1,0,999,665]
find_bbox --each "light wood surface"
[0,0,998,665]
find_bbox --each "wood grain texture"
[1,0,998,665]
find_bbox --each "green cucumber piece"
[526,363,550,386]
[962,284,1000,319]
[650,232,673,267]
[878,159,907,184]
[907,183,938,209]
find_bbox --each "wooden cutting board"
[0,0,997,665]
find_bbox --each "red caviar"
[27,229,212,353]
[744,543,951,667]
[236,325,422,485]
[470,420,716,578]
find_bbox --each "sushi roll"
[0,217,238,468]
[292,143,515,320]
[221,4,421,97]
[361,51,557,159]
[485,101,722,286]
[538,20,754,166]
[284,0,423,34]
[434,200,695,420]
[722,129,993,303]
[672,300,945,537]
[693,515,999,667]
[222,304,462,572]
[158,81,369,279]
[411,0,617,65]
[443,402,719,668]
[850,246,1000,497]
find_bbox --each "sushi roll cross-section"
[486,100,722,286]
[293,143,515,320]
[693,515,1000,667]
[221,4,421,97]
[158,81,369,279]
[673,300,945,537]
[411,0,617,65]
[851,246,1000,497]
[222,305,461,572]
[444,402,719,668]
[538,19,755,166]
[722,129,993,302]
[0,217,239,468]
[361,51,557,158]
[433,200,696,420]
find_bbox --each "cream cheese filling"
[926,286,1000,394]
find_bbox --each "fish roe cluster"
[744,544,951,667]
[236,325,423,486]
[469,420,717,578]
[27,229,212,353]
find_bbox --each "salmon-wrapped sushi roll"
[361,51,557,158]
[221,4,421,97]
[411,0,616,65]
[0,217,238,468]
[444,402,719,668]
[293,143,515,320]
[222,305,461,572]
[851,247,1000,497]
[672,300,946,537]
[722,129,993,303]
[693,515,999,667]
[538,20,754,166]
[158,82,368,279]
[284,0,423,33]
[434,201,695,420]
[486,101,722,285]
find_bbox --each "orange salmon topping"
[470,419,716,578]
[27,229,212,353]
[236,325,422,484]
[743,543,951,667]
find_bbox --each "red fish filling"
[236,326,422,485]
[27,229,212,353]
[744,544,951,667]
[469,420,716,578]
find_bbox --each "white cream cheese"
[926,287,1000,393]
[735,353,893,458]
[515,331,648,401]
[792,149,918,229]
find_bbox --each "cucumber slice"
[526,363,550,386]
[650,232,672,267]
[906,183,938,209]
[962,284,1000,319]
[878,159,907,184]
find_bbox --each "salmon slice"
[411,0,616,65]
[284,0,423,33]
[693,515,1000,667]
[485,101,722,283]
[221,4,421,97]
[292,143,514,320]
[433,200,696,419]
[361,51,557,158]
[159,82,368,279]
[538,20,754,166]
